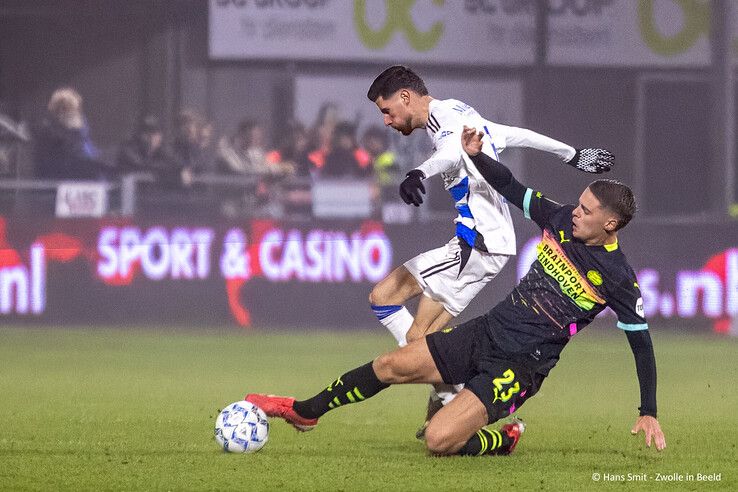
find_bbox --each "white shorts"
[404,237,510,317]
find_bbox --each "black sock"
[457,428,511,456]
[293,361,389,419]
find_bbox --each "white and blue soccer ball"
[215,401,269,454]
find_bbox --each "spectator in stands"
[171,109,207,187]
[307,102,339,171]
[33,87,110,180]
[217,119,273,177]
[266,120,313,217]
[0,102,29,176]
[362,125,400,201]
[198,118,217,173]
[217,119,290,217]
[266,121,311,176]
[0,103,28,143]
[116,115,178,183]
[322,121,371,178]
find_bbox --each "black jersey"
[466,149,656,416]
[487,191,647,375]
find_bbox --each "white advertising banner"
[209,0,536,65]
[55,182,109,218]
[211,0,728,67]
[547,0,711,66]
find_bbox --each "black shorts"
[426,316,546,424]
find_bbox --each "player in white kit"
[366,66,614,434]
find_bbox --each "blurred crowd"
[0,87,407,218]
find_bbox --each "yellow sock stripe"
[482,430,493,452]
[328,402,335,409]
[332,396,341,407]
[490,430,502,450]
[346,391,356,403]
[476,431,488,456]
[353,387,365,400]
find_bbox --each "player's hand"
[566,148,614,173]
[461,126,484,156]
[631,415,666,451]
[399,170,426,206]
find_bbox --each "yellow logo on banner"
[638,0,709,56]
[354,0,444,51]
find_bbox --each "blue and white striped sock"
[371,304,414,347]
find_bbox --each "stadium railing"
[0,173,320,219]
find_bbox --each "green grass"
[0,325,736,491]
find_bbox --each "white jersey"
[415,98,576,256]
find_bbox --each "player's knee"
[424,423,456,456]
[368,284,386,306]
[373,352,410,384]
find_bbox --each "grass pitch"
[0,325,736,491]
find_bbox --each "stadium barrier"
[0,174,317,219]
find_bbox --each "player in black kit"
[246,126,666,456]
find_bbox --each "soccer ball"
[215,401,269,453]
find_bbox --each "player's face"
[571,187,617,244]
[375,91,415,136]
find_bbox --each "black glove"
[399,169,426,206]
[566,148,614,174]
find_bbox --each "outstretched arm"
[486,123,614,174]
[461,126,561,228]
[625,329,666,451]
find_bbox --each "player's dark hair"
[588,179,637,231]
[366,65,428,102]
